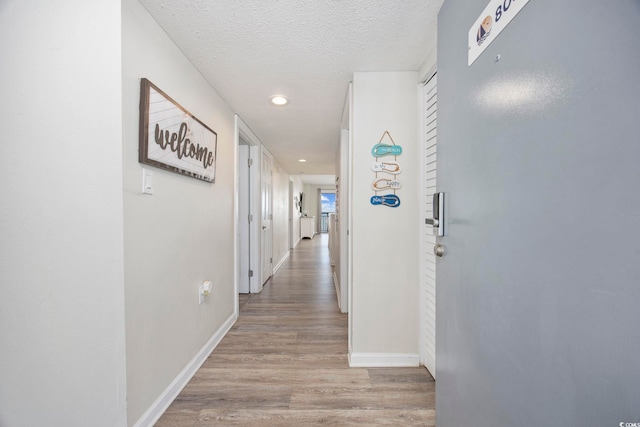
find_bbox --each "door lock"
[425,192,445,236]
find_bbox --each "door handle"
[425,218,439,227]
[425,192,445,236]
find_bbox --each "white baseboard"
[132,312,237,427]
[273,251,290,275]
[348,352,420,367]
[333,271,342,310]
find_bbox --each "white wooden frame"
[235,115,263,308]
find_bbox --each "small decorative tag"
[372,178,401,190]
[372,143,402,157]
[370,194,401,208]
[371,161,401,174]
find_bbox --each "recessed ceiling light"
[298,159,307,162]
[270,95,288,106]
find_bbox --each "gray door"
[436,1,640,426]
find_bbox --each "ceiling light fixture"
[270,95,288,106]
[298,159,307,162]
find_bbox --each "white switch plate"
[199,281,212,304]
[142,169,153,195]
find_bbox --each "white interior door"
[260,147,273,284]
[238,143,250,293]
[289,179,294,250]
[236,116,262,294]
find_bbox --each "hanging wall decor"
[371,161,401,174]
[139,78,217,183]
[370,130,402,208]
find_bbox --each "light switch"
[142,169,153,195]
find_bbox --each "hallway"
[156,234,435,426]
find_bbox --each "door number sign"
[468,0,530,66]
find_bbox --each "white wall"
[291,176,304,248]
[122,0,236,424]
[339,85,353,316]
[271,161,291,270]
[0,1,127,426]
[302,184,314,219]
[334,127,351,313]
[349,72,420,366]
[333,141,343,291]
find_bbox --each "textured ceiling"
[138,0,443,178]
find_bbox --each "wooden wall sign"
[139,78,217,183]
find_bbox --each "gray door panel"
[437,1,640,425]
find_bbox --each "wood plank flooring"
[156,234,435,426]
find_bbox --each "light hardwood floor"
[156,234,435,426]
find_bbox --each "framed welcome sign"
[139,78,217,183]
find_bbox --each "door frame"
[289,178,294,250]
[260,146,274,286]
[235,116,262,303]
[238,143,251,294]
[418,72,438,378]
[339,127,350,314]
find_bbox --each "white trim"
[236,114,261,146]
[273,250,290,275]
[289,178,294,250]
[348,352,420,367]
[418,80,428,369]
[292,235,301,250]
[339,128,350,315]
[132,312,236,427]
[235,115,263,295]
[420,73,438,379]
[419,49,437,83]
[234,116,241,315]
[260,146,274,286]
[237,144,250,294]
[346,82,354,352]
[249,144,261,294]
[333,270,342,310]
